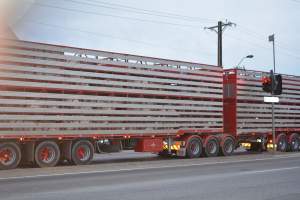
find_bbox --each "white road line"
[235,166,300,176]
[0,154,299,181]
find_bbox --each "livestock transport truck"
[0,39,299,170]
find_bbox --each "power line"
[23,19,216,57]
[56,0,216,23]
[29,1,200,29]
[224,33,300,61]
[235,25,300,59]
[84,0,216,22]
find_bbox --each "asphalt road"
[1,152,300,200]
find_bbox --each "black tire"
[220,137,235,156]
[158,150,170,158]
[71,140,94,165]
[277,134,288,152]
[289,134,300,152]
[35,141,60,168]
[0,142,21,170]
[204,137,219,157]
[250,142,262,152]
[186,136,202,158]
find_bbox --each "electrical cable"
[56,0,217,23]
[30,1,200,29]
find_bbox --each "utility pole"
[204,20,236,66]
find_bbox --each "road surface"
[0,152,300,200]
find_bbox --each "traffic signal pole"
[271,75,276,154]
[269,34,276,154]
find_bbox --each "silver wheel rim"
[225,140,233,153]
[39,146,56,164]
[189,140,200,155]
[278,139,287,151]
[77,145,91,162]
[0,147,17,166]
[292,139,299,150]
[207,141,217,154]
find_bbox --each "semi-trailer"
[0,38,299,170]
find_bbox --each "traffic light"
[261,70,282,95]
[262,76,272,93]
[272,74,282,95]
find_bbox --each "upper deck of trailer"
[0,39,223,139]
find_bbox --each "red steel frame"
[223,69,237,137]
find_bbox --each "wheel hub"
[76,145,90,161]
[225,141,233,153]
[208,142,217,153]
[0,148,16,165]
[40,147,55,163]
[77,147,85,159]
[190,141,200,154]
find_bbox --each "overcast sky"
[10,0,300,75]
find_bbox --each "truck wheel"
[204,137,219,157]
[220,137,235,156]
[158,150,170,158]
[289,134,300,152]
[35,141,60,168]
[249,142,261,152]
[277,134,288,152]
[186,136,202,158]
[71,140,94,165]
[0,142,21,170]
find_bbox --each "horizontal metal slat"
[238,118,300,123]
[0,47,222,77]
[0,64,222,89]
[0,107,222,116]
[0,91,222,106]
[237,79,300,91]
[0,129,179,136]
[237,84,300,96]
[0,107,223,117]
[237,108,300,114]
[237,129,271,134]
[0,122,223,129]
[238,90,300,100]
[0,71,222,94]
[0,99,223,113]
[237,123,300,128]
[0,39,222,71]
[237,103,300,109]
[237,113,300,118]
[0,128,223,136]
[237,95,300,103]
[0,55,222,83]
[0,115,222,121]
[0,80,223,99]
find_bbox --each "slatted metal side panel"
[236,69,300,134]
[0,39,223,137]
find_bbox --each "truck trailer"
[0,38,299,170]
[224,69,300,151]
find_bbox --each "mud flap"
[21,141,35,163]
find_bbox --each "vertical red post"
[223,69,237,137]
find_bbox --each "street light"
[236,55,254,69]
